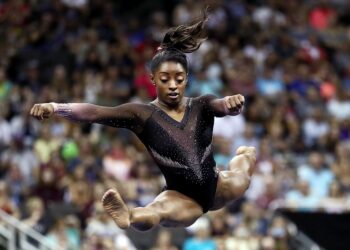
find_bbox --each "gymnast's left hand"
[224,94,245,115]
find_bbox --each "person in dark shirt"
[30,11,255,231]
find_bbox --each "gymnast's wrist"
[49,102,72,117]
[50,102,58,113]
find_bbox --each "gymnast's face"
[151,61,187,107]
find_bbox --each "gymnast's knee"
[130,208,160,231]
[177,207,203,226]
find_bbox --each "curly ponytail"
[150,9,209,73]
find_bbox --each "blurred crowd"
[1,0,350,249]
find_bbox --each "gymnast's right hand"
[30,103,54,120]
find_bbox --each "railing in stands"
[0,209,55,250]
[281,214,324,250]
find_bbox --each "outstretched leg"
[102,189,203,231]
[211,146,256,211]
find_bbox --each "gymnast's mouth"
[168,92,179,99]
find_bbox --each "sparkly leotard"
[56,94,232,212]
[139,96,218,212]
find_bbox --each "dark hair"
[150,10,209,73]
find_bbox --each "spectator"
[214,138,234,171]
[318,180,350,212]
[309,2,336,30]
[0,66,12,101]
[45,217,80,250]
[173,0,202,26]
[129,163,159,207]
[231,201,267,236]
[0,181,20,218]
[184,217,217,250]
[331,142,350,190]
[85,202,136,250]
[103,139,134,181]
[297,152,334,198]
[213,111,246,143]
[231,123,260,154]
[151,229,179,250]
[22,197,50,235]
[31,165,64,206]
[1,137,38,186]
[0,103,12,148]
[327,86,350,121]
[267,216,289,250]
[187,66,223,97]
[302,107,330,148]
[33,124,61,164]
[285,180,319,210]
[256,67,285,99]
[225,223,260,250]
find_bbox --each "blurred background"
[1,0,350,249]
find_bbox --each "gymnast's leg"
[210,146,256,211]
[102,189,203,231]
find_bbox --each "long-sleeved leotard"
[54,95,238,212]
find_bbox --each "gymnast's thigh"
[210,170,251,211]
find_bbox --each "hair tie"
[157,46,183,54]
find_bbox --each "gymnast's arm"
[205,94,245,117]
[29,102,145,132]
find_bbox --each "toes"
[236,146,256,156]
[101,189,116,202]
[236,146,247,155]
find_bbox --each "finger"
[32,105,38,117]
[42,106,51,119]
[235,95,245,107]
[33,108,41,120]
[32,105,37,117]
[38,107,45,118]
[41,106,47,116]
[38,108,45,120]
[30,106,34,116]
[35,106,42,118]
[234,95,243,106]
[232,96,241,108]
[225,97,232,109]
[229,97,237,109]
[238,95,245,104]
[30,104,37,116]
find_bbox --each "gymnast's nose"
[169,79,177,90]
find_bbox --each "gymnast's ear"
[150,74,155,85]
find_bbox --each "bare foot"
[235,146,256,156]
[232,146,256,175]
[101,188,130,229]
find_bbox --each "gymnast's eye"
[176,78,184,84]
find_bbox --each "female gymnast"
[30,12,256,231]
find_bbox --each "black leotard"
[139,96,219,212]
[65,94,232,212]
